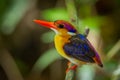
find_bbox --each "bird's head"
[34,20,77,36]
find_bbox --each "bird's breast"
[54,35,71,59]
[54,35,86,65]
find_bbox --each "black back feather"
[63,34,96,63]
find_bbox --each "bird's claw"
[66,64,77,73]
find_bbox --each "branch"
[65,63,77,80]
[65,0,78,80]
[65,0,78,27]
[84,27,90,37]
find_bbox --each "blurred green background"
[0,0,120,80]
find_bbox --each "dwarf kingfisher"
[34,20,103,70]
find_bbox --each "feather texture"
[34,19,103,67]
[63,34,96,63]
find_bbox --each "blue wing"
[63,34,95,63]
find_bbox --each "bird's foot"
[66,62,77,73]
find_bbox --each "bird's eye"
[58,24,64,28]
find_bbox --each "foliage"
[0,0,119,80]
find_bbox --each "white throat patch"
[51,28,76,35]
[67,32,76,35]
[51,28,59,34]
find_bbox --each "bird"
[34,20,103,71]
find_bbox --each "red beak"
[33,20,57,29]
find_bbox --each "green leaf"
[81,16,103,29]
[112,64,120,80]
[77,65,95,80]
[41,31,55,43]
[106,40,120,61]
[1,0,29,34]
[42,8,69,21]
[32,48,61,72]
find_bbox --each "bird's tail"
[93,53,103,68]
